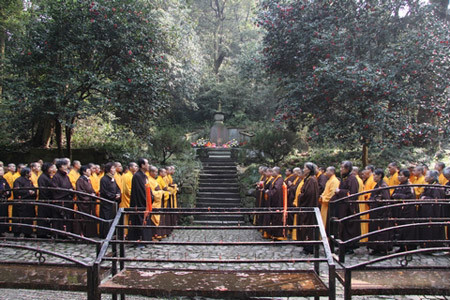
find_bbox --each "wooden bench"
[100,269,329,298]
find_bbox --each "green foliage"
[149,126,191,165]
[245,125,299,165]
[259,0,450,164]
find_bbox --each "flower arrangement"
[223,139,239,148]
[191,138,240,148]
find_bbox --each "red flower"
[128,78,132,83]
[128,50,132,55]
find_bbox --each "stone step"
[196,202,241,208]
[198,187,239,193]
[200,174,238,178]
[198,183,239,188]
[194,214,244,222]
[200,158,234,163]
[197,192,240,198]
[199,178,238,183]
[200,171,237,176]
[192,220,245,226]
[201,161,236,166]
[202,166,237,170]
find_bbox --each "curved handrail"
[344,247,450,270]
[4,186,116,205]
[0,243,90,267]
[329,184,446,204]
[0,222,100,243]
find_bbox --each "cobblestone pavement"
[0,229,449,300]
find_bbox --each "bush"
[149,126,191,165]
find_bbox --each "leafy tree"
[149,126,190,165]
[4,0,170,157]
[259,0,450,166]
[246,125,298,164]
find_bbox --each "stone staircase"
[194,148,244,225]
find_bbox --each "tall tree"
[259,0,450,166]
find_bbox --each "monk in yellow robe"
[319,166,340,230]
[147,166,168,238]
[114,162,124,194]
[165,166,178,227]
[291,169,305,240]
[120,162,137,236]
[435,162,449,185]
[68,160,81,189]
[30,162,41,187]
[4,164,18,229]
[157,168,172,235]
[413,166,426,197]
[351,167,367,241]
[387,162,400,195]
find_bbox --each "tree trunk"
[0,30,6,101]
[31,119,55,148]
[55,119,63,157]
[65,118,76,159]
[362,143,369,167]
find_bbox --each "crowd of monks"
[0,158,178,244]
[254,161,450,255]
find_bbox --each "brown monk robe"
[267,167,285,240]
[295,163,320,254]
[330,161,360,253]
[75,166,97,237]
[367,169,392,255]
[316,167,328,196]
[418,170,446,248]
[391,169,417,252]
[262,168,274,239]
[287,168,302,234]
[254,166,267,227]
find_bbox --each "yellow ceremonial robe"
[30,172,40,187]
[148,177,165,226]
[4,172,19,222]
[355,175,369,242]
[439,173,449,185]
[292,179,305,240]
[387,171,400,195]
[120,171,133,235]
[414,175,426,198]
[165,175,178,209]
[157,176,170,208]
[114,173,123,194]
[364,175,376,200]
[319,175,340,229]
[68,169,80,189]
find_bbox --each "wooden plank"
[336,269,450,295]
[0,264,109,292]
[100,269,328,298]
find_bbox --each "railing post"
[88,264,101,300]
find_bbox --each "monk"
[354,167,368,240]
[30,162,41,187]
[391,169,416,252]
[284,168,294,184]
[413,166,426,197]
[0,166,11,236]
[157,168,172,236]
[266,167,285,240]
[367,169,392,255]
[287,167,301,234]
[387,162,400,193]
[75,165,97,237]
[319,166,340,231]
[316,166,328,195]
[147,166,168,239]
[435,162,448,185]
[114,162,124,194]
[363,165,377,200]
[165,166,179,228]
[296,162,320,254]
[291,169,305,240]
[4,163,18,225]
[120,162,137,237]
[418,170,445,248]
[261,168,274,239]
[68,160,81,189]
[52,159,74,234]
[13,167,36,238]
[330,161,360,253]
[129,158,152,244]
[99,162,121,238]
[254,166,267,227]
[37,162,57,238]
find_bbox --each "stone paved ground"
[1,229,450,300]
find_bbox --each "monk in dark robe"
[316,166,328,196]
[262,168,274,239]
[330,161,360,253]
[284,168,295,185]
[52,159,74,233]
[37,162,57,238]
[287,168,302,230]
[418,170,446,248]
[267,167,285,240]
[254,166,267,227]
[99,162,121,238]
[129,158,153,243]
[0,166,11,236]
[75,165,97,237]
[368,169,392,255]
[391,169,416,252]
[13,168,36,238]
[297,163,320,254]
